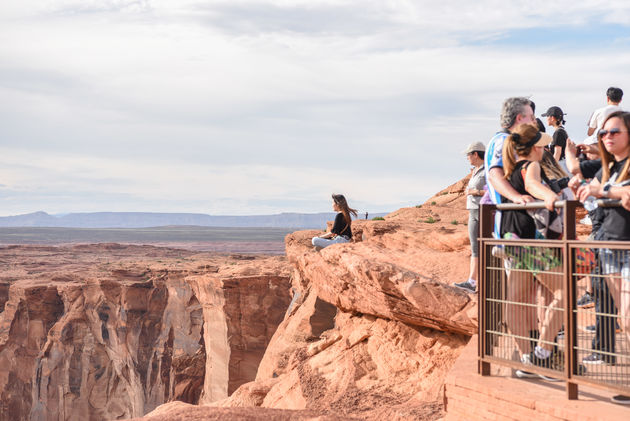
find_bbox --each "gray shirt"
[466,165,486,210]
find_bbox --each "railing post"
[563,200,578,241]
[564,200,579,399]
[478,204,495,376]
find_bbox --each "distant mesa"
[0,211,389,229]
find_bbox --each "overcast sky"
[1,1,630,216]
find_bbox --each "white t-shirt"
[585,104,623,145]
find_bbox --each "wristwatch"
[602,184,611,198]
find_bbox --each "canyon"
[0,178,478,420]
[0,245,291,420]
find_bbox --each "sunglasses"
[598,128,628,138]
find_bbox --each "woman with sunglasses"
[312,194,358,250]
[577,111,630,405]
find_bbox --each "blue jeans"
[312,236,349,249]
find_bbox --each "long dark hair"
[332,194,358,227]
[540,149,567,180]
[599,111,630,184]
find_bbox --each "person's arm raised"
[565,139,582,176]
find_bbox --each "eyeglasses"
[598,128,628,138]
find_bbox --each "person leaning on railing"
[500,124,569,377]
[576,111,630,405]
[566,139,620,369]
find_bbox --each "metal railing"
[478,200,630,399]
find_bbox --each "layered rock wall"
[0,245,290,421]
[202,185,479,420]
[3,178,483,421]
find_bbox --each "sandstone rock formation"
[1,176,491,421]
[130,400,360,420]
[169,178,478,420]
[0,245,290,421]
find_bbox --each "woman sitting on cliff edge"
[312,194,357,250]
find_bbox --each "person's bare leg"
[506,270,535,354]
[469,256,479,282]
[535,282,553,332]
[536,268,563,352]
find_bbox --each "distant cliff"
[0,211,387,229]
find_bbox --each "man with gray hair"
[483,97,543,379]
[485,97,536,216]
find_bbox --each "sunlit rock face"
[0,245,290,421]
[201,179,479,420]
[2,177,490,421]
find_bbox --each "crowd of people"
[309,88,629,405]
[454,88,629,405]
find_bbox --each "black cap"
[541,106,565,120]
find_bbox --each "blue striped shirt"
[485,130,509,236]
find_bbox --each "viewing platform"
[445,200,630,420]
[444,336,629,420]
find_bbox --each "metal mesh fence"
[483,241,565,378]
[572,245,630,389]
[479,201,630,398]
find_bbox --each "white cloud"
[0,1,630,215]
[0,146,431,215]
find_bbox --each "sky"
[1,1,630,216]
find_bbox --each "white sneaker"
[515,369,539,379]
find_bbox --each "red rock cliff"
[2,178,482,421]
[0,245,290,420]
[175,179,479,420]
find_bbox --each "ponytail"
[503,134,518,179]
[502,124,541,179]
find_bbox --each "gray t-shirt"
[466,165,486,210]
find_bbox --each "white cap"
[463,141,485,154]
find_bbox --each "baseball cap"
[535,132,553,147]
[541,106,565,120]
[463,141,485,154]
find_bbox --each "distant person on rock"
[312,194,357,250]
[454,141,486,293]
